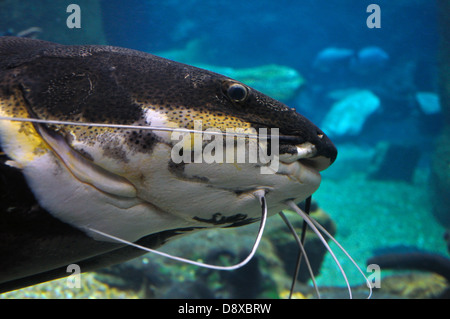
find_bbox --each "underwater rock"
[321,90,380,138]
[368,142,421,182]
[268,202,336,283]
[198,64,305,102]
[313,46,388,75]
[94,257,170,298]
[312,47,355,72]
[349,46,389,74]
[0,272,140,299]
[202,249,263,299]
[376,273,448,299]
[416,92,441,115]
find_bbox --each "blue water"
[1,0,447,298]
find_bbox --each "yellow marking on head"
[0,91,49,164]
[136,99,253,132]
[183,111,253,132]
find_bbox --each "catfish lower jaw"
[276,159,321,187]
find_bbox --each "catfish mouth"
[277,132,338,172]
[251,113,337,173]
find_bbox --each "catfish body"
[0,37,336,292]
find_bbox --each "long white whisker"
[85,190,268,271]
[0,115,263,139]
[279,211,321,299]
[286,200,353,299]
[308,217,373,299]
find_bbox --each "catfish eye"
[226,83,248,102]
